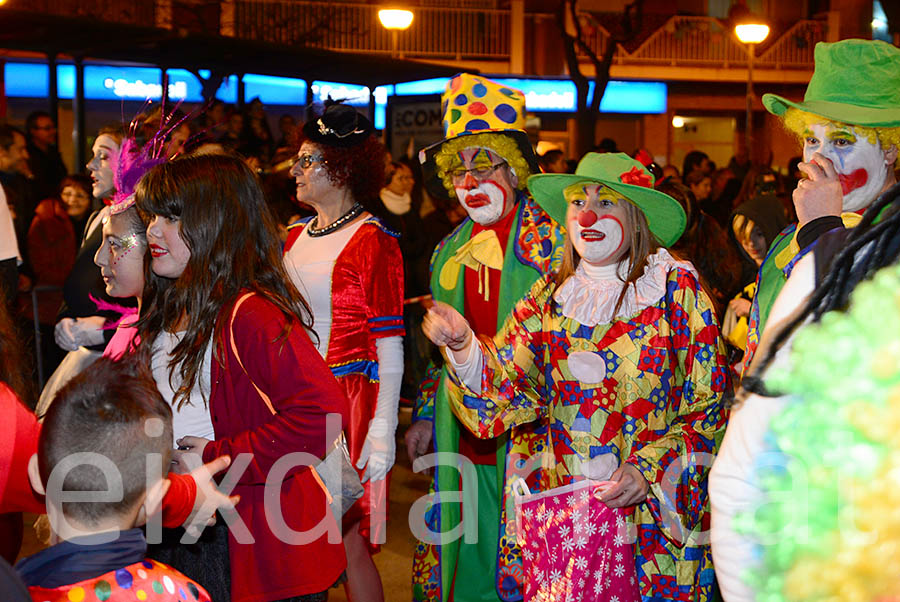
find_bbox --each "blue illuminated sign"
[310,81,369,106]
[589,80,667,114]
[393,78,449,96]
[244,74,306,105]
[4,62,666,120]
[5,63,237,103]
[493,78,577,112]
[390,76,666,114]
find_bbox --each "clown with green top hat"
[740,39,900,371]
[408,73,566,602]
[420,152,728,601]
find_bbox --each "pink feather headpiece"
[109,103,192,215]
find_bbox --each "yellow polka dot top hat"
[419,73,540,199]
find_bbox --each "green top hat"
[762,39,900,127]
[527,152,686,247]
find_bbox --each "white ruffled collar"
[553,248,697,326]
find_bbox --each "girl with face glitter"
[38,127,134,414]
[422,153,729,602]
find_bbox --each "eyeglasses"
[450,162,507,183]
[293,153,325,170]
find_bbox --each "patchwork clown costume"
[439,154,729,602]
[411,74,565,602]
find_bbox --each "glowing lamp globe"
[734,23,770,44]
[379,9,414,31]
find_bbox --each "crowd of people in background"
[1,96,806,372]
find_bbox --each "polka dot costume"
[440,74,527,138]
[28,559,211,602]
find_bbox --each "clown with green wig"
[742,39,900,370]
[406,73,566,602]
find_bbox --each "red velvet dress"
[284,216,404,549]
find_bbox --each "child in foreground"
[15,356,211,601]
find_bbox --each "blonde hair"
[434,133,531,195]
[783,108,900,157]
[732,214,756,245]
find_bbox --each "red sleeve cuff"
[161,472,197,528]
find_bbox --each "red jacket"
[27,198,76,324]
[0,383,44,515]
[201,293,349,602]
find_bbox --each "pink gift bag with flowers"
[512,478,642,602]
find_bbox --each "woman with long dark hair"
[136,153,349,602]
[282,103,403,602]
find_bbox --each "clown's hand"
[794,152,843,227]
[422,302,472,352]
[356,417,396,483]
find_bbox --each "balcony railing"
[580,15,825,69]
[231,1,511,60]
[6,0,822,72]
[10,0,156,26]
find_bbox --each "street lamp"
[378,8,414,58]
[735,20,769,162]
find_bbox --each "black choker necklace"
[307,203,363,237]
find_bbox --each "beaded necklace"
[307,202,363,237]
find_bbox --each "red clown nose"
[578,210,598,227]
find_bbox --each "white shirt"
[709,252,816,602]
[151,331,215,445]
[0,186,21,264]
[283,216,367,357]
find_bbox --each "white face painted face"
[451,147,517,226]
[803,121,893,212]
[564,183,631,266]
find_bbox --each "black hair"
[136,154,314,409]
[682,150,709,179]
[0,125,24,150]
[38,355,173,525]
[25,111,54,136]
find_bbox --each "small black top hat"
[302,101,373,148]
